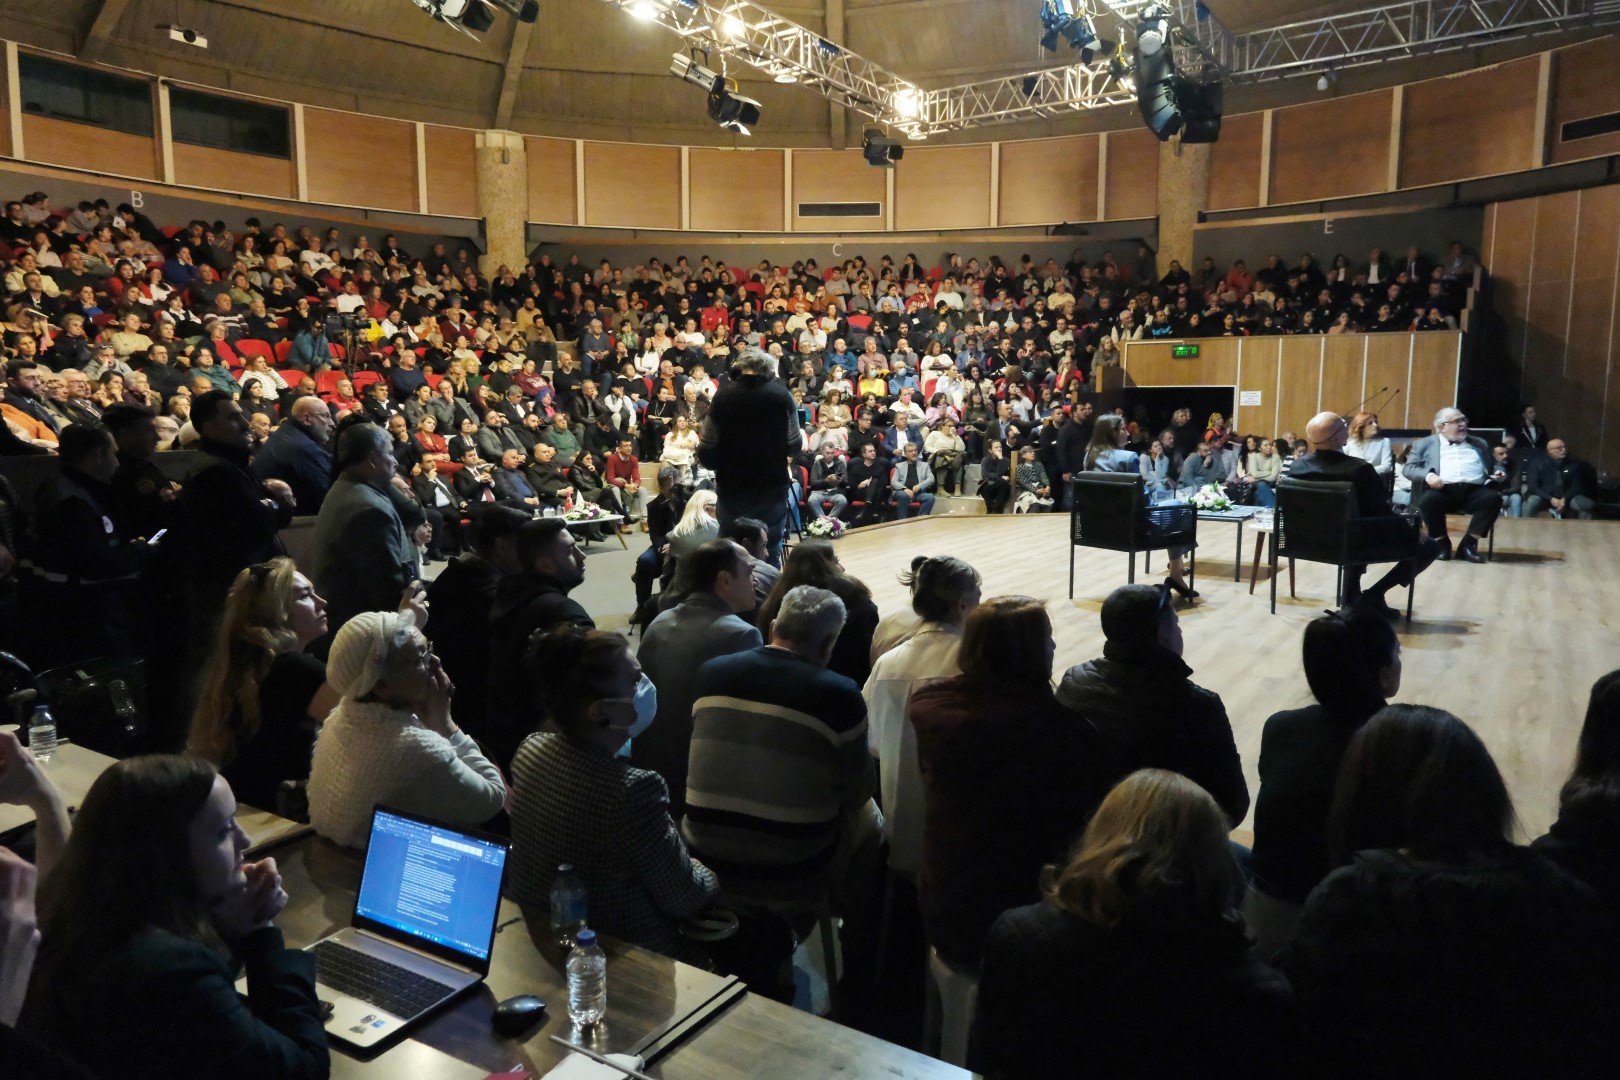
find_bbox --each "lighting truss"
[597,0,1616,138]
[1238,0,1609,81]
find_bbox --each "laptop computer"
[288,806,509,1049]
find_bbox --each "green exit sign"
[1172,343,1200,358]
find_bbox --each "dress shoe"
[1434,539,1453,561]
[1349,594,1402,619]
[1457,538,1485,564]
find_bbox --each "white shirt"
[861,624,962,878]
[1437,438,1486,484]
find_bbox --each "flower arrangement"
[805,516,846,538]
[1188,484,1233,512]
[563,502,608,522]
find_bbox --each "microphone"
[1344,386,1388,418]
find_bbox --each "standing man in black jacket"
[698,348,802,563]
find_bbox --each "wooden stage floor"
[831,513,1617,838]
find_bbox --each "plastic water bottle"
[550,864,587,950]
[28,705,57,761]
[566,928,607,1027]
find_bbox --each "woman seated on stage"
[1343,411,1393,475]
[1085,415,1195,598]
[21,755,330,1080]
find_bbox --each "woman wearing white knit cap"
[308,610,507,848]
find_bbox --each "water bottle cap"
[574,929,596,946]
[557,863,575,874]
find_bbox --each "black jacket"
[1055,643,1249,825]
[485,571,595,767]
[425,553,503,743]
[1526,454,1592,502]
[697,372,802,497]
[975,902,1300,1080]
[1533,793,1620,913]
[178,438,291,589]
[1287,449,1389,517]
[1251,698,1384,904]
[1281,846,1618,1079]
[251,422,334,515]
[911,677,1108,967]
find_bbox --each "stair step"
[931,494,985,516]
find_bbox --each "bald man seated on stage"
[1287,411,1440,617]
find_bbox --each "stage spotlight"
[413,0,497,36]
[1130,28,1222,144]
[671,53,762,136]
[720,12,746,38]
[893,87,921,120]
[862,127,904,167]
[630,0,660,20]
[1108,41,1136,94]
[488,0,539,21]
[1038,1,1102,60]
[1137,5,1169,56]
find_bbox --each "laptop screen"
[354,808,509,965]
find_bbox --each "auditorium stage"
[830,513,1616,838]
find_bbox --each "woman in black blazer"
[22,756,328,1080]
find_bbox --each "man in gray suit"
[634,539,764,818]
[312,423,417,650]
[1402,406,1506,563]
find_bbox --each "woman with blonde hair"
[189,558,339,817]
[975,769,1300,1078]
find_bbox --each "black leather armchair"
[1271,477,1421,618]
[1069,473,1198,599]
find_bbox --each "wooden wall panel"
[895,145,991,231]
[1405,333,1461,429]
[582,142,679,230]
[1364,334,1417,429]
[1401,60,1540,188]
[1235,338,1280,436]
[423,125,478,219]
[1207,111,1263,211]
[1104,129,1159,221]
[1275,342,1324,435]
[20,116,157,180]
[1319,335,1364,419]
[1550,37,1620,165]
[526,137,577,225]
[0,55,9,157]
[302,109,417,211]
[791,149,885,232]
[1121,338,1238,390]
[689,149,784,233]
[1269,90,1391,206]
[998,135,1098,226]
[172,143,295,199]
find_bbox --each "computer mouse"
[492,994,547,1037]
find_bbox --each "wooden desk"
[272,836,967,1079]
[0,739,115,834]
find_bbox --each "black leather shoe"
[1457,539,1485,564]
[1435,539,1453,562]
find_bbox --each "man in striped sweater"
[682,585,883,997]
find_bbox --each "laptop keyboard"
[310,941,458,1019]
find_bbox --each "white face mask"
[614,674,658,758]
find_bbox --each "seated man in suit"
[888,441,936,520]
[524,441,575,510]
[1401,406,1505,563]
[1290,411,1439,615]
[492,448,543,510]
[880,414,924,460]
[1525,438,1596,520]
[411,456,465,558]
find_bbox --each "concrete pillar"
[475,130,529,275]
[1156,136,1210,277]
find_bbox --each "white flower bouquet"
[805,516,846,538]
[564,502,608,522]
[1188,484,1233,512]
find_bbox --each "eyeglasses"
[1441,416,1468,425]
